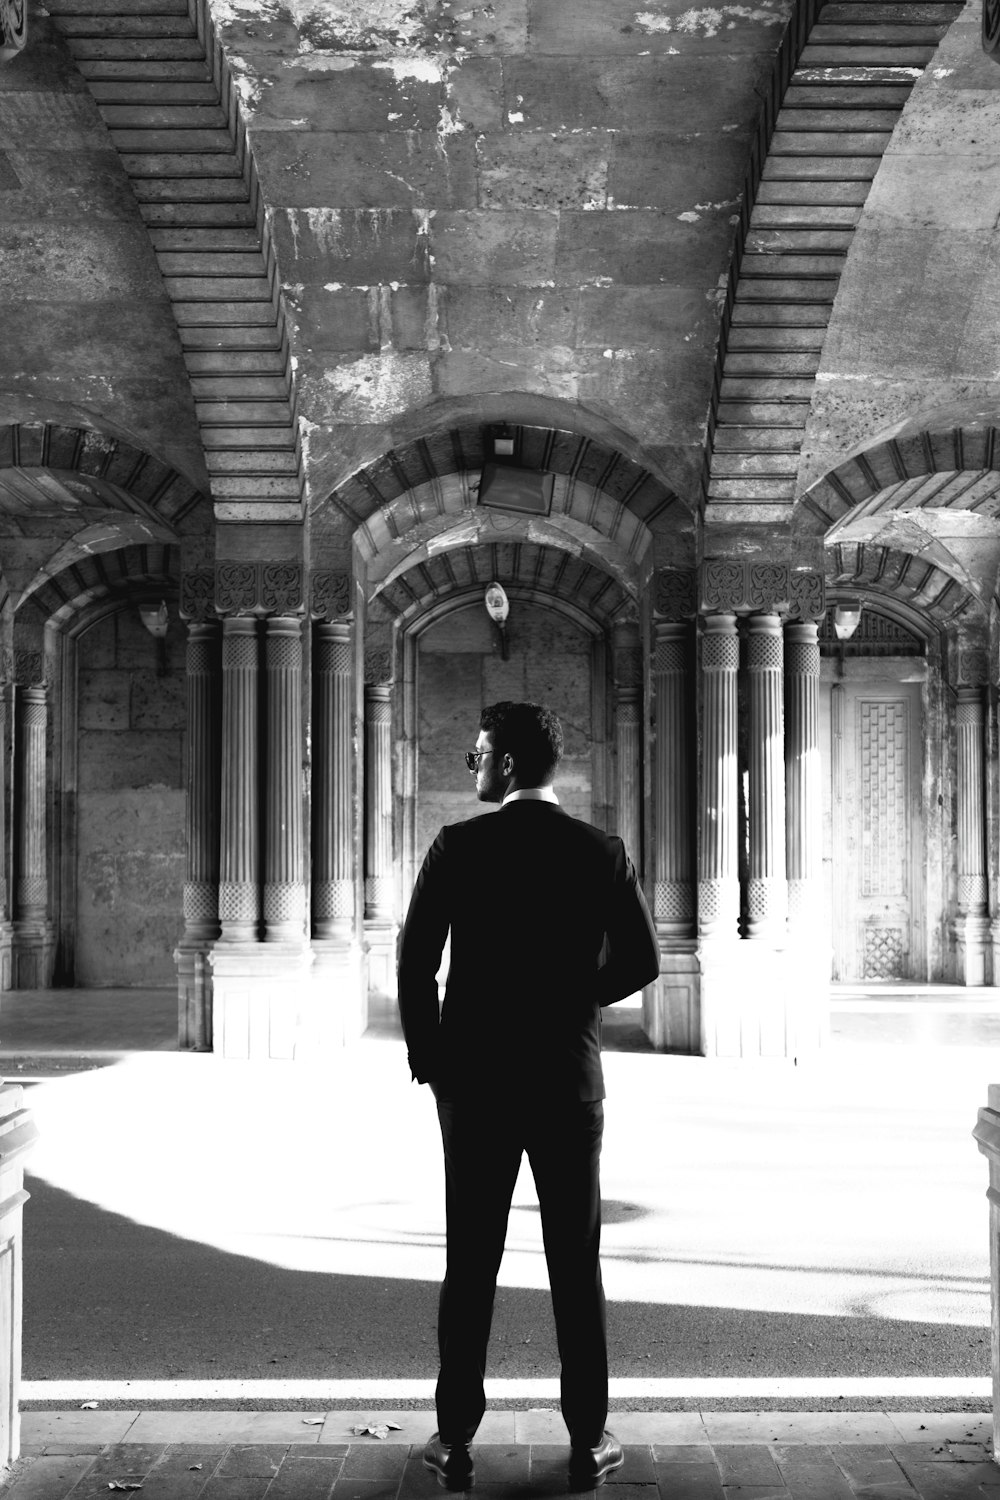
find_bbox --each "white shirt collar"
[502,786,560,805]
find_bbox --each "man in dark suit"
[398,700,660,1491]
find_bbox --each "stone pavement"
[7,1411,1000,1499]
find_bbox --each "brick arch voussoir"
[327,422,685,536]
[826,541,981,630]
[22,542,181,629]
[797,425,1000,532]
[0,422,209,531]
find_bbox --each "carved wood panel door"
[823,676,924,982]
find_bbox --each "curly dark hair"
[480,700,564,785]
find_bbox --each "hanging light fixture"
[484,582,510,660]
[833,598,862,641]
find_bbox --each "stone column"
[263,616,305,943]
[177,620,220,1048]
[643,621,699,1052]
[218,616,260,941]
[698,614,740,939]
[746,614,787,940]
[612,621,643,869]
[313,621,354,940]
[364,682,393,922]
[16,686,46,930]
[956,685,989,984]
[11,675,53,990]
[653,622,694,935]
[784,621,822,939]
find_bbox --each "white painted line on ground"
[20,1377,993,1402]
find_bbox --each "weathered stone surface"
[430,211,559,285]
[0,91,107,148]
[131,669,186,731]
[555,209,736,287]
[251,129,478,208]
[438,286,579,349]
[79,670,130,731]
[608,132,751,213]
[477,130,613,211]
[271,206,433,284]
[577,285,720,350]
[78,730,183,792]
[502,54,771,132]
[3,148,144,221]
[527,0,789,55]
[0,222,167,302]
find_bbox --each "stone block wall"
[212,0,793,513]
[415,601,599,859]
[74,607,186,985]
[0,1,207,486]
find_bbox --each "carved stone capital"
[180,568,216,622]
[654,568,697,621]
[699,561,824,619]
[215,562,304,617]
[364,647,393,686]
[311,569,352,621]
[14,650,43,688]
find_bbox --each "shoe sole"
[569,1455,624,1490]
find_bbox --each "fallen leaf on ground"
[108,1483,143,1491]
[302,1418,324,1426]
[80,1402,99,1410]
[350,1422,402,1440]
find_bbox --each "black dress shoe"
[423,1432,475,1491]
[569,1431,624,1488]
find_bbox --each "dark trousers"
[435,1095,607,1448]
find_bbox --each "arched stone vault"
[376,540,634,629]
[322,422,688,536]
[796,425,1000,623]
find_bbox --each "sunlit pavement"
[12,991,1000,1410]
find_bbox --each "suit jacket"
[397,800,660,1100]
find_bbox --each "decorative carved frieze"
[364,647,393,686]
[0,0,27,61]
[654,569,697,621]
[210,562,305,617]
[216,563,257,616]
[311,570,352,621]
[702,560,745,613]
[958,647,989,688]
[180,569,216,622]
[699,562,825,619]
[13,651,43,687]
[788,569,826,621]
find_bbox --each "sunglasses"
[464,749,494,772]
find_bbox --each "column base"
[642,939,700,1053]
[310,940,366,1048]
[209,942,316,1061]
[174,939,215,1050]
[698,939,829,1060]
[11,924,54,990]
[364,921,398,1003]
[954,912,990,986]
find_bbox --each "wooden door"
[822,674,924,981]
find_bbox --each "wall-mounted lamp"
[833,599,862,641]
[139,600,170,675]
[832,598,862,681]
[485,581,510,660]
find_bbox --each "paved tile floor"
[7,1412,1000,1499]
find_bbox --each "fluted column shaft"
[612,621,643,869]
[314,622,354,939]
[16,685,46,925]
[364,683,393,920]
[653,622,694,934]
[784,621,821,938]
[219,616,259,941]
[0,691,8,922]
[698,613,739,939]
[957,686,988,915]
[183,621,220,942]
[746,614,787,940]
[264,616,305,942]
